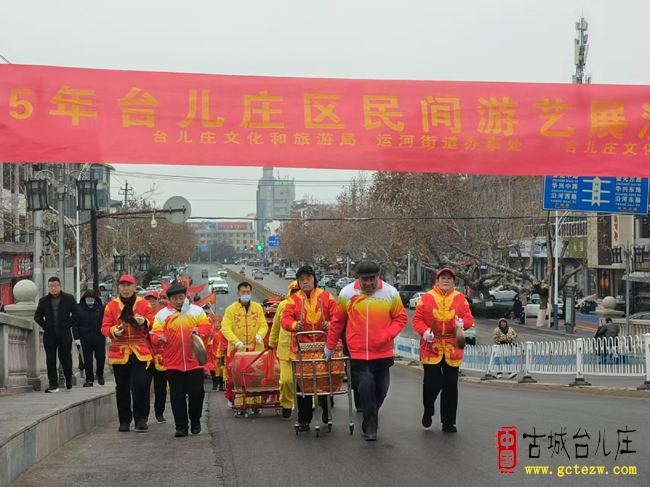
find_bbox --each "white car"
[525,294,564,317]
[210,278,229,294]
[489,285,517,302]
[285,269,297,280]
[408,292,426,309]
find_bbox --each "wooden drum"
[293,342,345,394]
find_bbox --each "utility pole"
[553,17,591,329]
[118,181,135,274]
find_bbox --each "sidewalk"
[0,382,116,487]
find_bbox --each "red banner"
[1,64,650,176]
[196,292,216,307]
[187,283,207,295]
[13,254,32,278]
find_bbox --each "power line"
[188,215,544,222]
[0,54,11,64]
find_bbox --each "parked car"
[285,269,297,280]
[253,269,264,280]
[525,294,564,317]
[321,274,334,286]
[408,291,426,309]
[399,284,424,307]
[489,285,517,302]
[336,277,355,291]
[148,280,161,289]
[98,279,113,292]
[210,278,229,294]
[135,286,145,296]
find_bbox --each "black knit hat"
[356,261,380,278]
[296,266,316,278]
[166,284,187,297]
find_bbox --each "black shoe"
[134,419,149,432]
[98,377,105,386]
[442,424,458,433]
[44,386,59,393]
[298,423,310,432]
[191,422,201,435]
[363,434,377,441]
[156,415,166,424]
[422,413,433,429]
[65,379,73,390]
[282,408,292,419]
[118,422,130,433]
[175,428,189,437]
[355,407,363,413]
[83,382,93,387]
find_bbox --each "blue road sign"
[268,236,279,247]
[201,245,209,252]
[542,176,649,215]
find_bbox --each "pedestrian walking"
[74,289,106,387]
[101,275,154,433]
[412,268,474,433]
[144,291,168,423]
[151,284,212,437]
[512,294,524,324]
[34,277,79,393]
[281,266,338,432]
[493,318,518,379]
[269,281,301,418]
[325,261,407,441]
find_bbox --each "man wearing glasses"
[35,276,80,393]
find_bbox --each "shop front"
[0,253,33,306]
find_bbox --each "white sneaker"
[45,386,59,393]
[227,400,233,408]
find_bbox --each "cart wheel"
[315,426,320,438]
[294,424,299,435]
[328,422,332,433]
[275,409,281,416]
[349,423,354,435]
[244,411,249,418]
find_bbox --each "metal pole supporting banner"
[407,252,411,285]
[553,211,560,330]
[33,210,44,298]
[90,210,99,293]
[75,207,80,301]
[58,195,66,290]
[625,250,631,330]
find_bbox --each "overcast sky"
[2,0,649,217]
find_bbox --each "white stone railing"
[0,313,47,392]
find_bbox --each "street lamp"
[75,179,98,212]
[25,179,50,212]
[139,254,151,272]
[114,255,125,272]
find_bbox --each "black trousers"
[341,337,362,410]
[423,361,459,426]
[112,355,152,424]
[81,338,106,382]
[152,368,167,416]
[350,360,390,435]
[166,369,205,430]
[44,338,73,388]
[296,390,329,424]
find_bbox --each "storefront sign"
[13,254,32,277]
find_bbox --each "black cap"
[296,266,316,278]
[356,261,380,278]
[166,284,187,297]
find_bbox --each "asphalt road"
[13,364,649,487]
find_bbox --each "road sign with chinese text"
[542,176,649,215]
[268,236,279,247]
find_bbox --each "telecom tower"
[573,17,591,85]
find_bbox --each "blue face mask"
[239,295,251,303]
[85,300,95,307]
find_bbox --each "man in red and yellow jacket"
[281,266,338,432]
[412,267,475,433]
[325,261,407,441]
[150,284,212,437]
[101,274,154,433]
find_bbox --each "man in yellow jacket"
[220,281,268,410]
[269,281,300,419]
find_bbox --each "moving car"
[262,267,270,275]
[217,270,228,278]
[408,291,426,309]
[335,277,355,291]
[285,269,297,280]
[399,284,424,307]
[201,269,208,278]
[210,278,229,294]
[253,269,264,280]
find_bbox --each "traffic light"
[256,244,264,251]
[243,246,249,252]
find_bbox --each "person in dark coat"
[34,276,80,393]
[512,294,524,324]
[74,289,107,386]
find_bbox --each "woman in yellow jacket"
[269,281,300,418]
[220,281,268,410]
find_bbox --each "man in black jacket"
[34,277,80,393]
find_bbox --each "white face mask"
[239,294,251,303]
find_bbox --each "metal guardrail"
[392,334,650,389]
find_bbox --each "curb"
[0,391,117,487]
[392,360,650,399]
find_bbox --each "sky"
[2,0,649,217]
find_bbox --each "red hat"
[118,274,136,285]
[436,268,456,280]
[144,291,160,300]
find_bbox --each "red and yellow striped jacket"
[101,296,154,366]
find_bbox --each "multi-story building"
[192,221,256,255]
[256,167,295,239]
